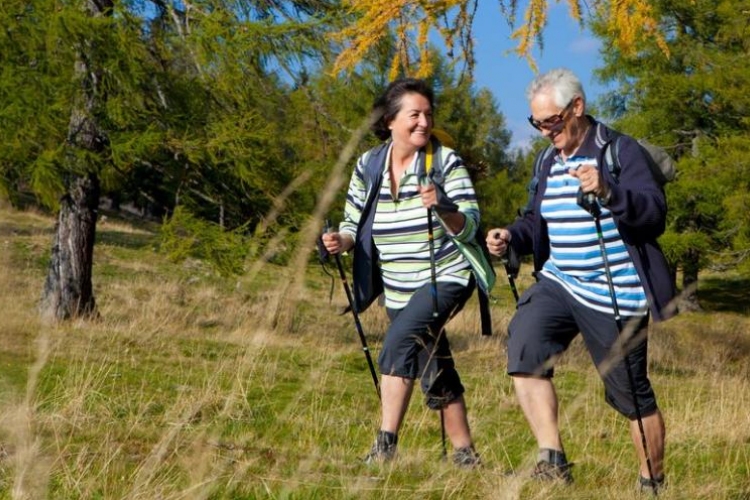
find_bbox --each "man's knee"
[421,369,464,410]
[604,385,659,419]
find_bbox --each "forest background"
[0,0,749,498]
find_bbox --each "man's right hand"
[486,228,511,257]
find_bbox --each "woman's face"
[388,92,433,151]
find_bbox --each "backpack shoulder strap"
[521,145,554,216]
[534,144,554,176]
[363,142,390,192]
[418,136,443,182]
[426,139,435,174]
[602,135,623,182]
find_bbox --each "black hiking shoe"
[531,459,574,483]
[452,446,481,469]
[638,475,665,495]
[363,430,397,464]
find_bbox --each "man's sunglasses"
[527,99,575,131]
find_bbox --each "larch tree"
[330,0,670,79]
[39,0,114,321]
[2,0,344,321]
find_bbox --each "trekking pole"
[584,198,657,494]
[423,197,439,317]
[420,175,446,460]
[440,408,447,460]
[321,220,381,400]
[504,260,519,304]
[494,233,520,304]
[420,175,448,459]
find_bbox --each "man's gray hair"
[525,68,586,107]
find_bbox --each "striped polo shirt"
[540,154,648,316]
[340,143,476,310]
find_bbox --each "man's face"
[529,93,576,150]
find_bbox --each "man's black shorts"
[507,275,658,419]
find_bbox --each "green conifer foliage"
[593,0,750,309]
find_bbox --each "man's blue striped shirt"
[540,154,648,316]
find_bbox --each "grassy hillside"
[0,206,748,499]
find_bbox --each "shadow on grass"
[97,229,158,250]
[96,208,161,251]
[0,222,54,237]
[698,276,750,315]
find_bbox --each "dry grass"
[0,206,748,499]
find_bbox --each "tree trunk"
[679,248,702,312]
[39,0,112,322]
[40,175,100,321]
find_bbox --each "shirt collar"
[571,116,599,158]
[383,142,420,174]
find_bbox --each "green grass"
[0,206,749,499]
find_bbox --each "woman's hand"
[418,179,465,234]
[418,180,438,209]
[321,231,353,254]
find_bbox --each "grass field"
[0,206,748,499]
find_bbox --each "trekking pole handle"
[493,231,520,304]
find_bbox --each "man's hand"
[486,228,511,257]
[569,164,609,200]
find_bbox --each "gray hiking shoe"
[363,430,397,464]
[452,446,481,468]
[638,475,665,495]
[531,459,574,484]
[531,448,573,483]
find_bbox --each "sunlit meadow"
[0,202,748,499]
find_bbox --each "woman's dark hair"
[371,78,435,141]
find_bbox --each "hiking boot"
[532,459,574,483]
[638,475,665,495]
[363,430,397,464]
[531,448,573,483]
[452,446,481,469]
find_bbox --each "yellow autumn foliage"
[331,0,668,78]
[331,0,471,80]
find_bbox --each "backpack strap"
[417,136,442,182]
[534,144,554,177]
[601,135,622,183]
[521,145,554,216]
[426,139,434,174]
[354,143,390,313]
[363,142,390,193]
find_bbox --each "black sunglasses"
[527,99,575,131]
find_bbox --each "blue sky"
[470,1,609,150]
